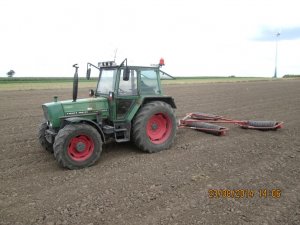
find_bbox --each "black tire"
[132,101,177,153]
[38,121,54,153]
[53,123,102,170]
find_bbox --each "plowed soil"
[1,80,299,225]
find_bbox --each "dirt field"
[0,79,299,225]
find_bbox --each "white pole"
[274,32,280,78]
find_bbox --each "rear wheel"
[38,121,53,153]
[53,123,102,170]
[132,101,177,153]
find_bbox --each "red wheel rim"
[67,135,94,161]
[146,113,172,144]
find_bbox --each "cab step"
[114,123,131,143]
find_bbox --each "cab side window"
[118,69,137,96]
[140,69,160,95]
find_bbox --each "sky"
[1,0,300,78]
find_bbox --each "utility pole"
[273,32,280,78]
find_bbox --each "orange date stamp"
[208,189,281,198]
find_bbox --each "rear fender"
[62,117,105,143]
[142,97,176,108]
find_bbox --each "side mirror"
[86,68,91,80]
[123,67,130,81]
[89,89,94,97]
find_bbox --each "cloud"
[254,26,300,41]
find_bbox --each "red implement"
[179,112,283,135]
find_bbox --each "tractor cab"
[88,59,163,122]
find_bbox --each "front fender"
[62,117,105,143]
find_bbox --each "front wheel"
[38,121,53,153]
[132,101,177,153]
[53,123,102,170]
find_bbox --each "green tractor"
[38,59,177,169]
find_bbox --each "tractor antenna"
[114,48,118,62]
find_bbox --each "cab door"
[115,69,139,121]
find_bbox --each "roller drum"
[247,120,277,128]
[185,121,227,135]
[187,122,223,130]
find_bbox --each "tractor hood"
[42,97,109,128]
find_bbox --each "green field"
[0,77,97,90]
[0,76,282,91]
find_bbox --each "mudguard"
[62,117,105,143]
[142,96,176,108]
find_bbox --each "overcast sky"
[1,0,300,77]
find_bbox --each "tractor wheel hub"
[151,123,158,130]
[76,142,86,152]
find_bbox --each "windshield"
[97,68,117,94]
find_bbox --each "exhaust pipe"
[72,64,79,102]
